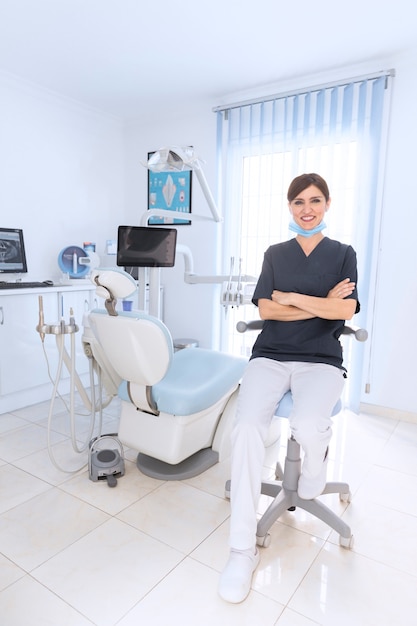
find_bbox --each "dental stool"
[84,269,247,480]
[225,321,368,550]
[225,392,353,548]
[264,393,354,548]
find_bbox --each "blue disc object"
[58,246,89,278]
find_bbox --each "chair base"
[226,436,353,549]
[137,447,219,480]
[257,437,353,547]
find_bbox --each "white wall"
[123,110,223,349]
[1,48,416,417]
[0,72,127,281]
[360,50,417,416]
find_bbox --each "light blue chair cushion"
[275,390,342,418]
[119,348,247,416]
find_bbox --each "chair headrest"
[91,269,137,301]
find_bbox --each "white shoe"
[218,548,260,603]
[298,447,329,500]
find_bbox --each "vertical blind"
[215,71,394,411]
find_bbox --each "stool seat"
[275,390,342,419]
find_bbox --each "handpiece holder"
[36,295,79,338]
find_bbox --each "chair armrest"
[237,320,368,342]
[236,320,264,333]
[341,326,368,341]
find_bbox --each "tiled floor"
[0,394,416,625]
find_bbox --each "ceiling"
[0,0,414,121]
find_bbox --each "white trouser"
[229,358,345,551]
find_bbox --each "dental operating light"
[139,147,255,317]
[145,147,222,223]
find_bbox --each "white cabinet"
[0,291,58,395]
[0,284,97,413]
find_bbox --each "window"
[215,71,394,409]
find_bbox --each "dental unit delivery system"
[36,294,112,474]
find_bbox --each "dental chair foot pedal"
[137,448,219,481]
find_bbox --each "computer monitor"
[117,225,177,269]
[0,228,28,274]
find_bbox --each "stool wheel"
[275,462,283,480]
[256,533,271,548]
[224,479,231,500]
[340,491,352,503]
[339,534,354,549]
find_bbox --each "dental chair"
[225,320,368,549]
[82,269,247,480]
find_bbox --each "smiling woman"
[218,171,360,603]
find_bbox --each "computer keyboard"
[0,280,55,289]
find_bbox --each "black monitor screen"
[117,226,177,268]
[0,228,28,274]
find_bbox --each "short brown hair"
[287,173,330,203]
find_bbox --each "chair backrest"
[88,309,174,387]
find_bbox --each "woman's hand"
[327,278,355,299]
[271,290,293,306]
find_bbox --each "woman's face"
[288,184,330,231]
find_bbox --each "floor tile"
[0,575,93,625]
[355,464,417,516]
[117,556,283,626]
[117,480,230,554]
[32,517,184,626]
[252,524,326,606]
[276,608,321,625]
[0,487,109,570]
[0,553,25,592]
[0,422,65,462]
[0,464,51,514]
[376,420,417,475]
[12,437,89,484]
[9,398,67,422]
[60,458,162,515]
[0,412,29,433]
[185,456,231,499]
[329,490,417,576]
[288,542,417,625]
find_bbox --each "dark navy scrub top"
[251,237,359,369]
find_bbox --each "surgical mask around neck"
[289,220,327,237]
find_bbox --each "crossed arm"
[258,278,357,322]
